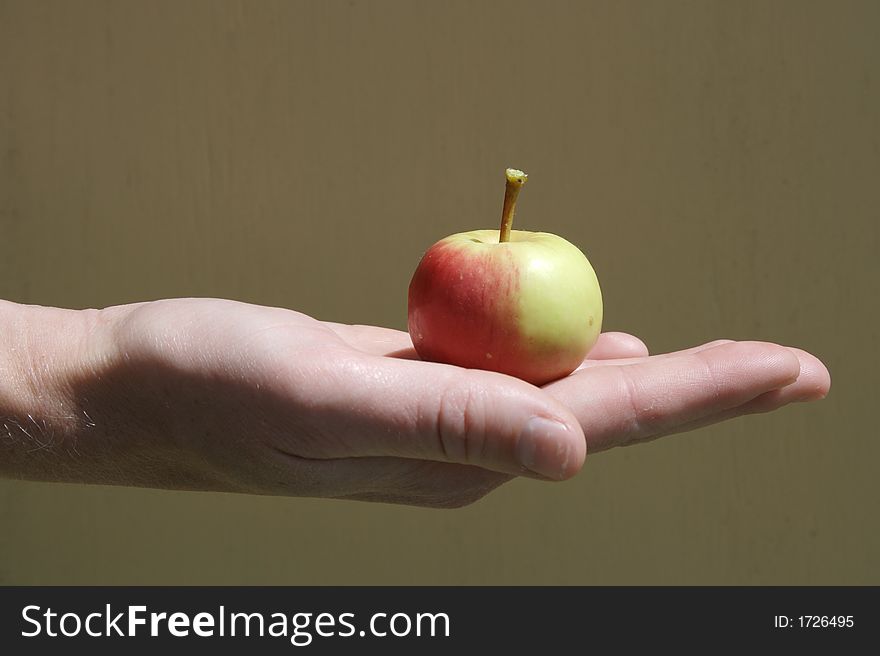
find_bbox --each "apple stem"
[499,168,527,243]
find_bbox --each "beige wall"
[0,0,876,584]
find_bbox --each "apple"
[408,168,603,386]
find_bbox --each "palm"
[114,299,829,507]
[321,320,829,454]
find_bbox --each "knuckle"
[693,350,730,404]
[616,367,664,445]
[431,373,489,465]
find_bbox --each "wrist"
[0,300,112,478]
[0,300,169,485]
[0,298,256,493]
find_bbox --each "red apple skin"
[408,229,602,386]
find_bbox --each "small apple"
[408,168,603,386]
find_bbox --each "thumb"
[297,354,586,480]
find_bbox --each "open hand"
[57,298,828,508]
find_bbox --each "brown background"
[0,0,877,584]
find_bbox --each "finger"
[584,332,649,360]
[287,355,587,480]
[266,452,514,508]
[544,341,801,452]
[737,347,830,407]
[622,346,831,444]
[573,339,734,372]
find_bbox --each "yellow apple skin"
[408,228,603,386]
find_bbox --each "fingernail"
[517,416,572,480]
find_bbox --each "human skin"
[0,297,830,508]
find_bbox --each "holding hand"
[0,298,828,508]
